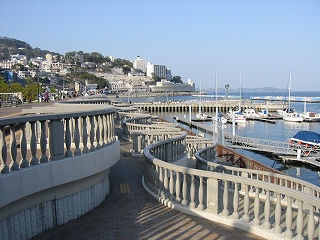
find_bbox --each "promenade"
[29,123,263,239]
[0,101,263,239]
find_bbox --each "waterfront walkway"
[32,124,263,240]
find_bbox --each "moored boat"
[290,131,320,152]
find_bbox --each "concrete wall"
[0,141,120,240]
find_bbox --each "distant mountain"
[0,37,61,61]
[202,87,286,93]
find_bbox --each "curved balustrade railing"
[131,129,183,156]
[0,109,119,210]
[122,116,177,140]
[143,135,320,239]
[196,144,320,200]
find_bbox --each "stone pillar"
[207,178,221,215]
[49,119,65,160]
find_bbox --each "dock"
[278,155,320,169]
[175,118,320,169]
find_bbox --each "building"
[149,79,195,92]
[146,62,167,79]
[132,56,146,72]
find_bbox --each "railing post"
[48,119,64,161]
[165,142,173,162]
[207,178,221,215]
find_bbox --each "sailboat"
[196,80,210,120]
[226,74,246,124]
[282,73,303,122]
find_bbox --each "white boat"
[282,73,303,122]
[227,109,246,124]
[243,108,260,118]
[196,113,209,120]
[301,102,320,122]
[258,109,272,118]
[301,111,320,122]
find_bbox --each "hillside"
[0,37,61,61]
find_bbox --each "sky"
[1,0,319,91]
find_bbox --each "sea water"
[116,91,320,186]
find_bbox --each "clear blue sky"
[1,0,319,91]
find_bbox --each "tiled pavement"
[32,126,264,240]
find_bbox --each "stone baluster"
[189,174,196,209]
[308,205,315,239]
[252,187,261,226]
[9,124,19,171]
[73,117,81,156]
[89,115,95,152]
[273,192,282,234]
[295,200,303,240]
[19,122,29,168]
[30,121,39,165]
[198,176,204,211]
[242,184,250,223]
[181,173,188,206]
[284,196,293,239]
[169,169,175,201]
[175,172,181,204]
[39,120,48,163]
[95,115,101,150]
[111,113,115,142]
[232,182,239,219]
[64,118,73,157]
[100,114,107,147]
[263,190,271,230]
[82,116,89,154]
[0,126,9,173]
[222,180,229,217]
[107,114,111,144]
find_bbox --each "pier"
[133,99,284,113]
[175,117,320,165]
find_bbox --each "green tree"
[151,73,161,82]
[171,76,183,84]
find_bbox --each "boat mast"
[288,72,291,110]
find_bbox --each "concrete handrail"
[143,135,320,239]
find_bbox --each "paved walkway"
[31,125,263,240]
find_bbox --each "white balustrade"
[143,134,320,239]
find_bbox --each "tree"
[171,76,183,84]
[151,73,161,82]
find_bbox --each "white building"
[146,62,167,79]
[149,79,195,92]
[132,56,146,72]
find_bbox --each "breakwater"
[133,99,283,113]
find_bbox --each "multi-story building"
[146,62,167,79]
[132,56,146,72]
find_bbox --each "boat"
[243,108,260,119]
[290,131,320,153]
[302,111,320,122]
[301,102,320,122]
[227,109,246,124]
[196,80,210,120]
[282,73,303,122]
[258,109,273,118]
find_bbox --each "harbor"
[111,90,320,186]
